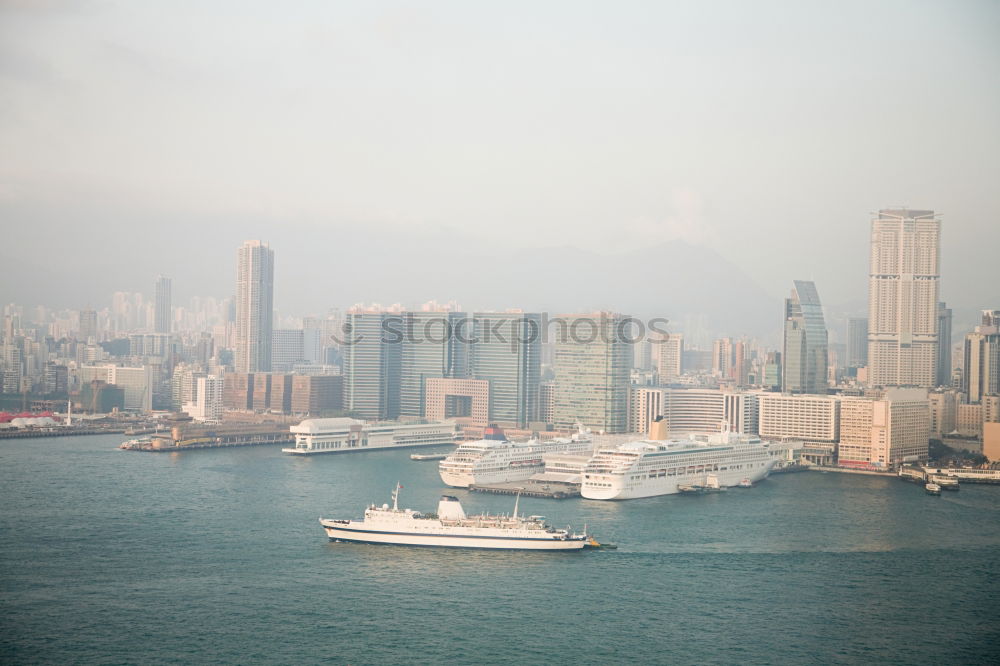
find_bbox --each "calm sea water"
[2,435,999,665]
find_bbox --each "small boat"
[679,474,727,494]
[925,483,942,496]
[737,478,753,488]
[410,452,449,461]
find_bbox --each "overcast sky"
[1,0,998,321]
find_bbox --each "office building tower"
[837,388,929,467]
[867,209,940,387]
[757,393,840,443]
[79,309,97,342]
[655,333,683,383]
[782,280,829,394]
[183,375,224,422]
[154,275,172,334]
[271,329,305,373]
[235,240,274,373]
[400,311,469,418]
[342,311,402,420]
[468,312,541,428]
[847,318,869,368]
[553,312,631,433]
[963,310,1000,403]
[424,377,490,427]
[936,302,952,387]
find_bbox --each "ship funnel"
[649,416,669,441]
[437,495,467,520]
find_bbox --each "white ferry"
[438,425,595,488]
[581,426,777,500]
[319,484,588,551]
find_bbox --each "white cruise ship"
[319,484,587,551]
[438,425,595,488]
[581,427,777,500]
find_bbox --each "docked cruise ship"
[438,425,595,488]
[581,427,777,500]
[319,484,587,550]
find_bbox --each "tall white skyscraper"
[154,275,172,334]
[867,209,940,388]
[235,240,274,373]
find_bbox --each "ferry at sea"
[581,427,778,500]
[438,424,595,488]
[319,484,588,550]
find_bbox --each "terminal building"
[283,418,455,455]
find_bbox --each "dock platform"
[469,479,580,499]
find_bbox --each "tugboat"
[925,482,942,496]
[736,478,753,488]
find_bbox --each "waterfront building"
[956,403,983,438]
[284,418,455,455]
[468,312,540,428]
[290,375,344,415]
[757,393,840,443]
[424,377,490,427]
[235,240,275,373]
[553,312,630,433]
[400,311,469,418]
[654,333,683,383]
[847,317,869,368]
[342,311,402,420]
[628,387,758,436]
[837,388,929,467]
[984,422,1000,462]
[79,364,153,411]
[154,275,172,335]
[867,209,940,387]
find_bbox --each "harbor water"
[2,435,999,664]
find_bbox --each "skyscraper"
[553,312,631,433]
[399,311,469,418]
[654,333,683,383]
[867,209,940,387]
[936,302,952,387]
[342,311,402,420]
[847,317,868,368]
[468,312,540,428]
[234,240,274,373]
[154,275,172,335]
[963,310,1000,403]
[782,280,829,394]
[79,308,97,342]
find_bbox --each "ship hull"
[321,523,586,550]
[582,461,776,500]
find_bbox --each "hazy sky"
[1,0,998,321]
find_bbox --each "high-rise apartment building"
[847,317,869,368]
[79,309,97,342]
[235,240,274,373]
[963,310,1000,403]
[468,312,540,428]
[936,302,952,387]
[712,338,733,379]
[867,209,940,387]
[154,275,172,335]
[782,280,829,394]
[342,311,402,420]
[553,313,631,433]
[654,333,683,383]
